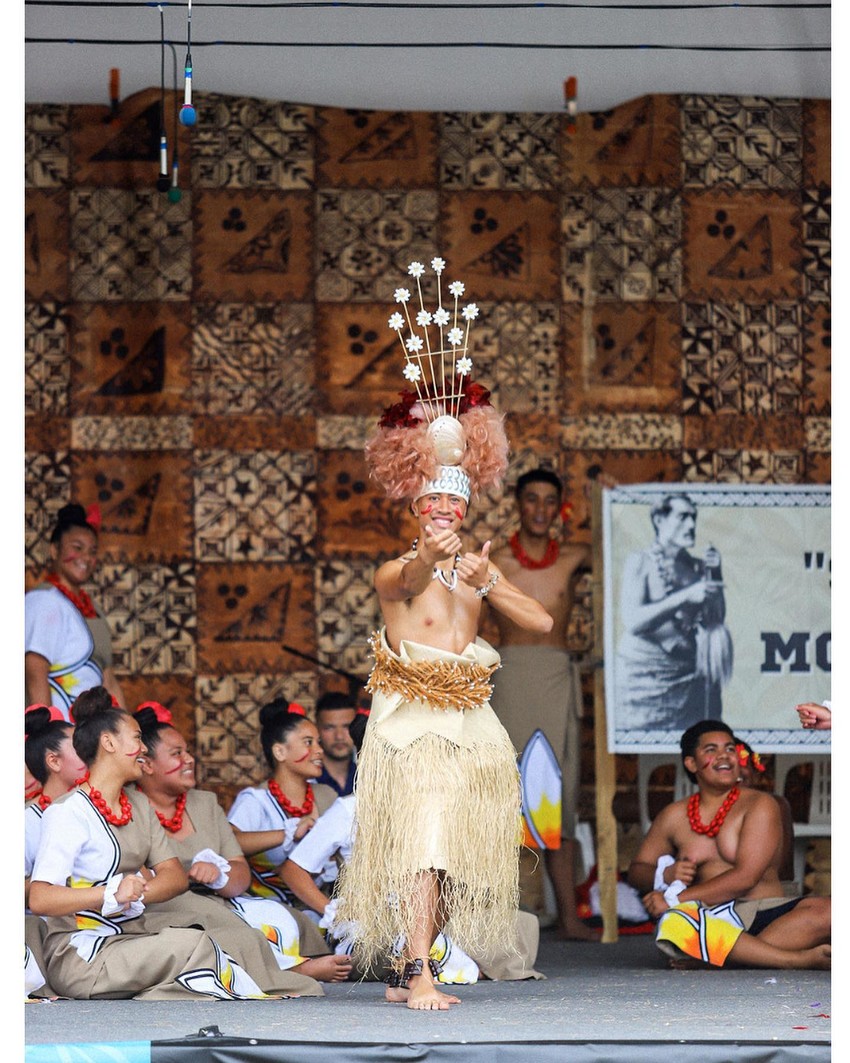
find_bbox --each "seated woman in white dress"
[132,700,350,983]
[27,686,316,1000]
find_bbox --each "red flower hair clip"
[356,707,371,718]
[736,743,766,773]
[560,501,573,524]
[85,503,102,531]
[288,703,306,717]
[136,701,173,725]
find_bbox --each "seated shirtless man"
[628,719,830,970]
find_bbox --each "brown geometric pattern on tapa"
[191,302,315,415]
[473,302,561,415]
[25,191,70,301]
[314,558,381,681]
[680,95,803,189]
[317,108,438,188]
[681,448,803,484]
[195,563,316,674]
[802,98,831,188]
[25,103,71,189]
[70,188,192,302]
[683,414,805,453]
[70,451,195,563]
[442,191,560,300]
[802,304,830,417]
[561,188,682,303]
[315,303,404,415]
[193,189,313,302]
[192,94,315,190]
[800,186,830,303]
[317,449,417,557]
[70,89,191,190]
[564,94,680,189]
[70,302,192,415]
[26,300,71,416]
[25,450,72,574]
[681,301,805,416]
[683,190,800,301]
[194,670,318,798]
[21,90,830,738]
[120,675,197,745]
[193,449,317,564]
[94,561,196,675]
[440,112,561,190]
[314,189,439,301]
[561,302,680,413]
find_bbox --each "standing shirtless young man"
[490,468,597,941]
[337,474,553,1010]
[628,720,830,970]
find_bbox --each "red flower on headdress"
[288,703,306,717]
[136,701,173,725]
[560,501,573,525]
[378,390,420,429]
[86,504,102,531]
[26,703,65,723]
[458,379,491,412]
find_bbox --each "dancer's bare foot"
[296,955,353,982]
[406,970,461,1010]
[555,920,602,942]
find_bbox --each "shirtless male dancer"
[628,720,830,970]
[490,467,597,941]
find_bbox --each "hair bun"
[24,704,65,737]
[135,701,173,725]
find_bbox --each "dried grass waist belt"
[366,632,498,712]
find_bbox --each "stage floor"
[24,930,831,1061]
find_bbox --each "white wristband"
[102,872,146,918]
[475,571,500,599]
[663,880,687,907]
[192,848,232,891]
[654,854,675,892]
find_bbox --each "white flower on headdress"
[394,288,411,303]
[416,310,433,326]
[403,362,422,382]
[456,356,473,376]
[462,303,479,321]
[448,281,465,298]
[408,262,425,278]
[433,308,450,327]
[447,327,464,346]
[388,312,404,331]
[431,257,446,273]
[406,335,424,353]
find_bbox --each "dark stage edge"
[24,933,831,1062]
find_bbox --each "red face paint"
[293,750,311,763]
[453,507,464,520]
[419,503,433,515]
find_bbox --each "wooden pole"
[591,480,619,943]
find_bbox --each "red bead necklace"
[86,783,133,826]
[46,572,98,619]
[687,787,740,837]
[37,775,88,810]
[268,778,314,818]
[509,532,560,570]
[156,792,188,834]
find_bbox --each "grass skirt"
[336,721,522,974]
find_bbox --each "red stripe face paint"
[293,750,311,763]
[453,506,464,520]
[419,503,434,515]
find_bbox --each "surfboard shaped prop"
[519,728,562,850]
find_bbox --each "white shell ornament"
[427,414,466,464]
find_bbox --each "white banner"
[603,483,831,753]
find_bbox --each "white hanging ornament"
[427,415,466,465]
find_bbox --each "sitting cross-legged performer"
[280,710,543,988]
[24,704,87,997]
[27,686,320,1000]
[226,700,345,931]
[334,259,553,1011]
[132,701,350,984]
[627,719,830,971]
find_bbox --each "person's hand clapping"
[796,702,831,730]
[420,524,463,566]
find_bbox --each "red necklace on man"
[156,792,188,833]
[46,572,98,619]
[687,787,740,837]
[268,778,314,818]
[509,532,560,570]
[86,783,133,826]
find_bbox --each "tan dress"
[33,788,321,1000]
[336,629,522,973]
[143,787,329,975]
